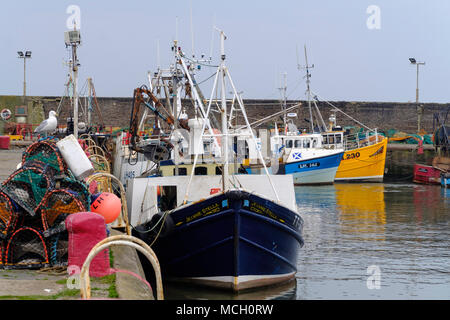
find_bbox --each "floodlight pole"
[65,25,81,138]
[410,58,425,133]
[17,51,31,101]
[415,63,419,104]
[23,57,26,98]
[73,43,79,139]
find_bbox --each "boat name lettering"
[249,202,280,221]
[298,162,320,169]
[185,203,221,223]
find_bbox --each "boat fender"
[227,190,247,201]
[149,212,174,238]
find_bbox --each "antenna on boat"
[189,0,195,58]
[209,14,216,61]
[156,39,161,70]
[175,16,179,42]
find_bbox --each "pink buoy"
[65,212,111,277]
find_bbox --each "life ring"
[1,109,12,120]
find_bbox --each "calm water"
[164,183,450,300]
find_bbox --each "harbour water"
[164,183,450,300]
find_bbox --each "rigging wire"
[310,90,374,131]
[196,71,218,85]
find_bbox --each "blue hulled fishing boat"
[127,32,304,291]
[134,187,303,290]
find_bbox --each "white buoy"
[56,134,94,180]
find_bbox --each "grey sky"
[0,0,448,103]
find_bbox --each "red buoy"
[90,192,121,224]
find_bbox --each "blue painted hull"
[134,190,304,291]
[282,152,344,185]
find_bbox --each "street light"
[17,50,32,99]
[409,57,425,132]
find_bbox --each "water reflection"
[335,184,386,241]
[295,183,450,299]
[153,183,450,300]
[164,279,297,300]
[413,185,446,223]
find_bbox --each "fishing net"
[0,239,4,266]
[39,189,87,232]
[1,161,56,216]
[0,138,101,268]
[22,139,67,174]
[54,176,91,208]
[46,231,69,266]
[0,191,19,240]
[4,227,49,269]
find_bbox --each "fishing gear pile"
[0,138,90,269]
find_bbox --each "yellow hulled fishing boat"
[335,135,387,182]
[321,127,388,182]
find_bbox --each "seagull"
[34,110,57,137]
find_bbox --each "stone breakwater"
[0,95,447,134]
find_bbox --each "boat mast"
[173,38,181,176]
[278,72,288,133]
[182,28,280,203]
[303,45,314,133]
[219,30,229,190]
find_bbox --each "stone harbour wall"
[0,95,448,134]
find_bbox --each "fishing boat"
[250,129,344,185]
[130,175,303,291]
[129,32,304,291]
[413,164,441,185]
[322,122,388,182]
[413,112,449,185]
[242,47,344,185]
[291,45,388,182]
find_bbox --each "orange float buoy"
[90,192,121,224]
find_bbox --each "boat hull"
[335,137,387,182]
[413,164,441,185]
[282,151,344,185]
[133,190,304,291]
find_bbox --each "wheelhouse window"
[194,166,208,175]
[173,167,187,176]
[303,140,311,148]
[328,135,335,144]
[286,140,293,148]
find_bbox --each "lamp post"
[65,27,81,138]
[17,51,32,100]
[409,57,425,133]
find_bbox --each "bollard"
[65,212,111,277]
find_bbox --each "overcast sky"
[0,0,448,103]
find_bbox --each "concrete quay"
[0,149,153,300]
[0,231,154,300]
